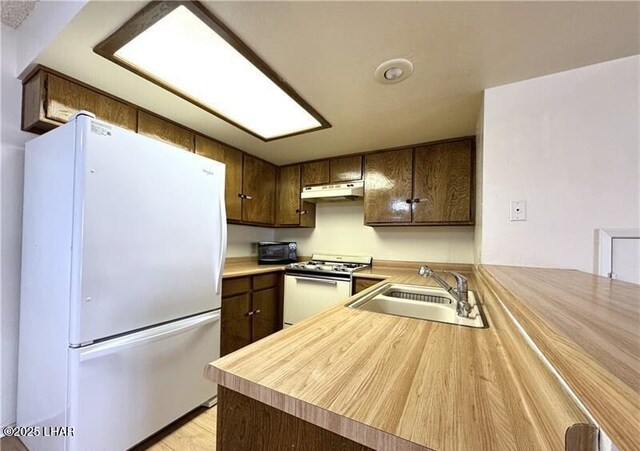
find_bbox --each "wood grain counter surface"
[222,260,285,278]
[479,265,640,451]
[206,268,597,450]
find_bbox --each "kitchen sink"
[346,283,486,328]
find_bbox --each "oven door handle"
[293,276,339,285]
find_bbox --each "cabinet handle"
[245,311,254,317]
[238,193,244,199]
[254,309,261,315]
[245,195,252,200]
[413,198,421,203]
[405,199,413,204]
[296,209,309,215]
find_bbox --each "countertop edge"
[476,264,639,451]
[204,365,433,451]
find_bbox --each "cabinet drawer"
[253,272,280,291]
[222,277,251,298]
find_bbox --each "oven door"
[283,274,351,326]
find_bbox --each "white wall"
[275,201,475,263]
[1,24,36,428]
[227,224,274,257]
[480,55,640,273]
[15,0,88,75]
[474,97,484,264]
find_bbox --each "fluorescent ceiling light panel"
[108,4,325,140]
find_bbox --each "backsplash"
[274,201,474,263]
[227,224,275,257]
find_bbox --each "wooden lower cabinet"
[217,387,374,451]
[221,272,283,356]
[252,287,279,342]
[352,277,380,294]
[220,293,252,356]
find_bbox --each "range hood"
[301,180,364,202]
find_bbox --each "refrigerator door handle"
[79,311,221,362]
[215,182,227,295]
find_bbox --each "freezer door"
[66,311,220,451]
[70,116,227,344]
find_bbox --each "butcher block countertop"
[207,265,606,451]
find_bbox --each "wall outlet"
[510,200,527,221]
[250,243,258,255]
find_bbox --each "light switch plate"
[510,200,527,221]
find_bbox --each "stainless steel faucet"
[418,266,472,318]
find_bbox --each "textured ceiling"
[35,1,640,165]
[1,0,37,29]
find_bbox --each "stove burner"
[286,260,370,276]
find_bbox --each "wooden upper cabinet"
[277,165,302,226]
[22,70,136,133]
[22,71,47,132]
[276,165,316,228]
[364,149,413,224]
[242,155,276,225]
[299,201,316,228]
[302,160,330,186]
[330,155,362,183]
[413,140,473,224]
[195,135,243,222]
[45,74,137,130]
[137,111,194,151]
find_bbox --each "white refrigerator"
[17,112,227,451]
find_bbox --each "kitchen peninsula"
[209,263,639,451]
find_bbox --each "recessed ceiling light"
[94,1,330,141]
[375,58,414,84]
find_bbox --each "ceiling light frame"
[94,0,331,142]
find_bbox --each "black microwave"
[257,242,297,265]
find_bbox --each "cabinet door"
[299,201,316,228]
[330,155,362,183]
[195,135,243,221]
[302,160,330,186]
[353,278,380,295]
[46,73,137,131]
[242,155,276,225]
[413,140,473,224]
[277,165,302,226]
[251,287,280,342]
[221,293,252,356]
[137,111,194,151]
[364,149,413,224]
